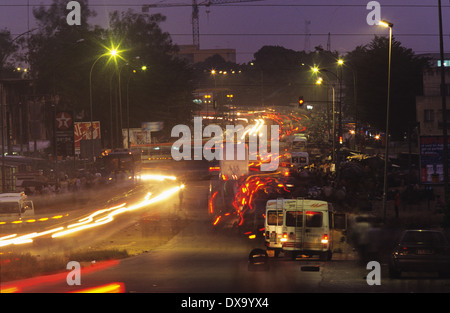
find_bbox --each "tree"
[107,10,195,131]
[0,28,20,77]
[26,1,195,145]
[343,36,429,140]
[27,0,96,109]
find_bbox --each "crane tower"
[143,0,263,49]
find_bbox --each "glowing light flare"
[240,119,265,140]
[209,191,218,214]
[0,186,181,247]
[228,175,292,228]
[0,259,120,293]
[0,227,64,247]
[140,174,177,181]
[70,282,125,293]
[67,203,126,229]
[99,41,126,67]
[0,286,20,293]
[213,216,221,226]
[52,186,181,239]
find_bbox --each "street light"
[316,76,336,163]
[89,46,121,161]
[379,19,393,222]
[126,64,148,149]
[313,66,342,175]
[338,59,359,149]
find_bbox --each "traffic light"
[298,96,304,107]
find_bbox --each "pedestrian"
[394,190,400,218]
[435,195,445,213]
[179,185,184,207]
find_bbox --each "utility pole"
[438,0,449,204]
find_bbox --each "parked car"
[389,229,450,278]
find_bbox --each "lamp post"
[125,65,147,149]
[89,48,118,161]
[118,60,146,149]
[339,60,358,150]
[378,19,393,222]
[438,0,449,206]
[316,76,336,164]
[313,66,342,176]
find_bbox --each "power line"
[0,3,449,8]
[170,33,450,37]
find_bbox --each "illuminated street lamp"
[89,46,121,161]
[313,66,342,174]
[126,64,148,149]
[316,76,336,163]
[378,19,393,222]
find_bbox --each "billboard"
[122,128,151,149]
[419,136,450,184]
[74,121,101,155]
[142,121,164,132]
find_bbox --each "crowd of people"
[23,169,107,197]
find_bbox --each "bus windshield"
[0,202,19,214]
[98,149,142,180]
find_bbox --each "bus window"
[286,211,303,227]
[306,211,323,227]
[0,202,19,214]
[267,210,283,225]
[119,155,133,170]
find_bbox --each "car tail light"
[321,234,329,244]
[395,246,409,255]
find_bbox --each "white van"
[265,198,345,260]
[0,192,35,221]
[291,151,309,169]
[292,136,307,151]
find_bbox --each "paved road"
[7,180,450,295]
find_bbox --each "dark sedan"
[389,230,450,278]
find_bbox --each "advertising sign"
[122,128,151,148]
[74,121,101,155]
[419,136,450,184]
[142,121,164,132]
[56,111,74,156]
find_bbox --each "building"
[416,54,450,185]
[416,54,450,136]
[177,45,236,64]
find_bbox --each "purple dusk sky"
[1,0,450,64]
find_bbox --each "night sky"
[1,0,449,64]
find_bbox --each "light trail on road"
[0,183,183,248]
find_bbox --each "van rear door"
[285,209,302,249]
[303,210,326,251]
[266,209,283,239]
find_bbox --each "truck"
[264,198,346,260]
[0,192,35,221]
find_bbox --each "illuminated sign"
[437,60,450,67]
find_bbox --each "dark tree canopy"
[24,0,195,143]
[343,35,429,140]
